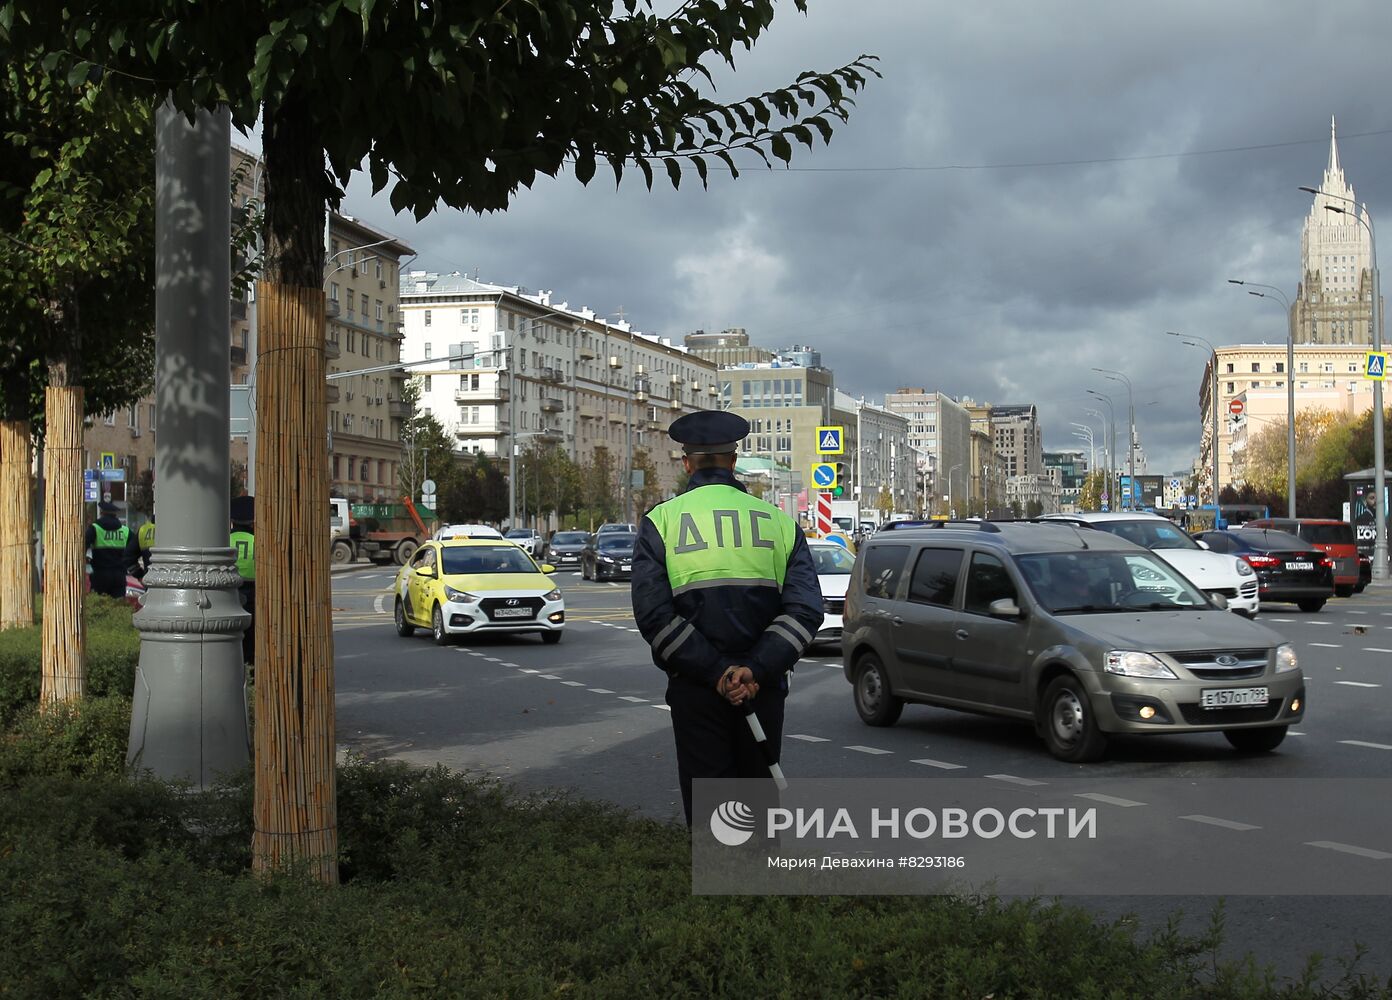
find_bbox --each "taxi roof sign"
[815,426,844,455]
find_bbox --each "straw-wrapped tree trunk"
[0,417,34,631]
[39,381,84,702]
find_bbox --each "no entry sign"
[1228,399,1245,417]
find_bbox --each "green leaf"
[574,149,596,186]
[663,157,680,191]
[770,134,791,164]
[33,168,53,188]
[612,76,628,96]
[636,157,653,190]
[691,154,708,189]
[66,62,94,88]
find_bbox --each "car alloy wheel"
[394,598,415,637]
[432,605,450,646]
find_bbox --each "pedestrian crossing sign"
[99,452,116,470]
[815,425,844,455]
[1367,351,1387,381]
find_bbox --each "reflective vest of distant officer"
[631,410,823,826]
[85,501,130,598]
[230,495,255,665]
[131,516,156,578]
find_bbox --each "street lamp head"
[1298,185,1320,195]
[1325,205,1348,216]
[1227,279,1245,285]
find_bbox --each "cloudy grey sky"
[328,0,1392,474]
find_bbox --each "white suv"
[1045,513,1260,617]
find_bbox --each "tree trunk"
[40,386,85,703]
[251,95,339,884]
[0,419,35,630]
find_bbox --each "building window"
[424,343,432,358]
[1226,381,1235,394]
[347,330,356,352]
[1275,362,1284,373]
[128,405,139,429]
[329,282,339,302]
[1299,362,1308,373]
[375,300,383,321]
[1251,363,1260,373]
[360,293,368,316]
[332,455,340,479]
[346,294,354,317]
[361,460,371,482]
[423,376,432,392]
[424,310,432,327]
[1225,363,1234,373]
[149,404,156,431]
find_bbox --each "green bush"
[0,694,132,782]
[0,594,140,723]
[2,758,1391,998]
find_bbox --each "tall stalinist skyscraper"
[1294,117,1379,346]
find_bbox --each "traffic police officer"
[85,500,131,598]
[230,495,255,665]
[631,410,823,825]
[131,514,156,578]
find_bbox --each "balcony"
[325,384,340,403]
[325,338,341,360]
[577,403,602,420]
[388,399,411,418]
[540,397,564,413]
[229,344,247,367]
[454,387,507,403]
[230,298,247,322]
[454,423,505,439]
[579,347,597,360]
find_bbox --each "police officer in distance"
[631,410,823,826]
[230,495,256,665]
[85,500,132,599]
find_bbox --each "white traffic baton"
[742,700,788,791]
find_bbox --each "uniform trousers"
[665,672,786,827]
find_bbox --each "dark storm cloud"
[340,0,1392,473]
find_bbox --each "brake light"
[1241,554,1280,569]
[1317,555,1334,569]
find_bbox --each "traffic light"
[832,463,847,497]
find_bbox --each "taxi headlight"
[543,588,562,602]
[1104,650,1178,679]
[1234,559,1255,577]
[443,586,478,603]
[1274,643,1299,674]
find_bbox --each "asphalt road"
[331,564,1392,981]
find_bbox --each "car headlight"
[598,555,614,563]
[443,586,478,603]
[1274,643,1299,674]
[543,588,562,602]
[1234,559,1255,577]
[1104,650,1178,679]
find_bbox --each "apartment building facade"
[884,387,972,514]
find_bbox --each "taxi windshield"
[440,546,537,576]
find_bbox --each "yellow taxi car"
[393,538,564,645]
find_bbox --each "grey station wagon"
[842,521,1305,762]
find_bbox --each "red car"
[1245,519,1360,597]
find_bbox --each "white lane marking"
[619,695,649,703]
[373,594,386,614]
[608,582,620,588]
[1180,815,1261,831]
[987,774,1046,786]
[910,758,964,769]
[1267,617,1296,623]
[1077,792,1146,807]
[560,681,586,687]
[627,628,642,633]
[484,657,503,663]
[1309,642,1343,648]
[1307,620,1333,626]
[1290,731,1307,736]
[1306,841,1392,860]
[788,734,830,743]
[588,620,605,625]
[1365,647,1392,653]
[847,745,893,756]
[653,704,672,712]
[588,687,615,694]
[518,668,539,674]
[571,573,583,578]
[1349,610,1369,615]
[1340,740,1392,750]
[1335,681,1381,688]
[538,674,561,680]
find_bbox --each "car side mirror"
[988,598,1024,619]
[541,564,556,574]
[414,566,434,578]
[1195,539,1210,550]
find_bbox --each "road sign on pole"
[99,451,116,470]
[1228,399,1245,417]
[815,426,844,455]
[810,462,838,491]
[1367,351,1387,381]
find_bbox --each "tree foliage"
[1234,405,1392,518]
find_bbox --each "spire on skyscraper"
[1327,115,1341,176]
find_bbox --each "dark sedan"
[546,531,592,569]
[1194,528,1335,612]
[581,532,636,581]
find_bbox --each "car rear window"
[908,548,963,607]
[1236,529,1311,551]
[862,544,909,599]
[1298,523,1354,545]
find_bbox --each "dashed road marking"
[1290,731,1307,736]
[1365,647,1392,653]
[910,758,965,769]
[518,668,539,674]
[1335,681,1381,688]
[1307,620,1333,626]
[1309,642,1342,648]
[987,774,1046,786]
[1077,792,1146,807]
[1267,618,1296,623]
[560,681,586,687]
[373,595,386,614]
[847,745,893,756]
[484,657,502,663]
[538,674,561,680]
[619,695,649,703]
[588,687,614,694]
[1340,739,1392,750]
[788,734,830,743]
[653,704,671,712]
[1306,841,1392,860]
[1180,815,1260,831]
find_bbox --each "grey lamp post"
[1166,332,1222,514]
[1229,279,1297,518]
[1300,186,1387,582]
[1086,389,1117,509]
[1093,368,1135,509]
[947,463,963,517]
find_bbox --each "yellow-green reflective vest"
[137,521,155,550]
[646,485,798,597]
[93,524,129,549]
[230,530,255,581]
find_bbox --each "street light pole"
[1094,368,1135,509]
[1301,185,1387,581]
[947,463,963,517]
[1086,389,1117,510]
[1229,279,1297,518]
[1166,332,1222,516]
